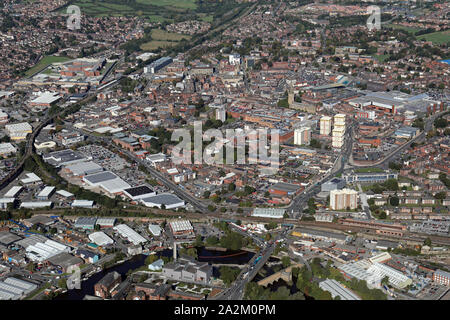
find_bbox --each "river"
[54,247,254,300]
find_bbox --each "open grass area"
[199,14,213,23]
[416,30,450,45]
[25,55,71,77]
[386,24,422,34]
[373,54,390,63]
[148,15,172,23]
[62,0,195,18]
[140,29,190,51]
[151,29,191,41]
[137,0,197,10]
[140,40,177,51]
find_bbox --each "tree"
[434,191,446,200]
[388,162,402,171]
[424,237,432,247]
[228,183,236,192]
[383,179,399,191]
[194,234,203,247]
[381,276,389,287]
[203,191,211,198]
[200,230,217,244]
[145,254,158,265]
[58,278,67,289]
[434,117,448,129]
[281,256,291,268]
[389,196,399,206]
[219,266,241,286]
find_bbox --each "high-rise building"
[332,126,345,148]
[216,107,226,122]
[334,114,346,127]
[294,127,311,145]
[332,114,346,149]
[330,188,358,210]
[320,116,332,136]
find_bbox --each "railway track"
[12,206,450,245]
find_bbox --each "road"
[212,227,291,300]
[286,122,355,216]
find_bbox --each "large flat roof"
[141,193,184,206]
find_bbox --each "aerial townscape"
[0,0,449,304]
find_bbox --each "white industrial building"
[65,161,103,176]
[123,185,156,201]
[140,193,185,209]
[4,186,23,198]
[0,198,15,209]
[96,217,116,228]
[36,186,55,200]
[113,224,147,245]
[18,236,70,263]
[21,172,42,184]
[71,200,94,208]
[30,92,60,104]
[319,279,361,300]
[252,208,286,219]
[83,171,130,194]
[367,262,412,289]
[169,220,193,233]
[56,190,74,198]
[148,224,162,237]
[20,201,52,209]
[5,122,32,140]
[0,142,17,157]
[88,231,114,246]
[0,277,37,300]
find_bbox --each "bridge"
[257,263,303,287]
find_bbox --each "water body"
[55,247,254,300]
[54,254,147,300]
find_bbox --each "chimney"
[173,242,177,261]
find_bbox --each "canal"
[55,247,254,300]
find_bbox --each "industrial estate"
[0,0,448,303]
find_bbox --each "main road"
[212,226,290,300]
[285,122,355,217]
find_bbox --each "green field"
[140,29,190,51]
[386,24,422,34]
[417,30,450,45]
[151,29,191,41]
[62,0,196,20]
[25,55,72,77]
[140,40,177,51]
[136,0,197,9]
[373,54,390,63]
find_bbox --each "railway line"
[11,206,450,246]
